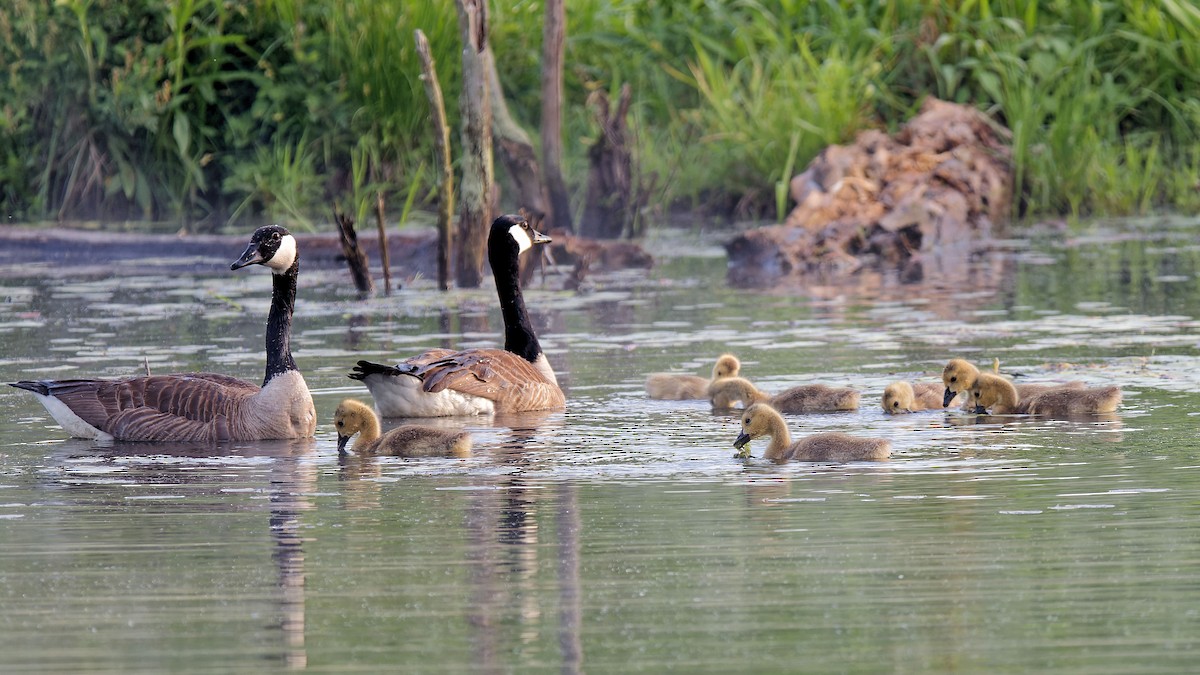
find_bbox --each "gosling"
[645,354,741,400]
[709,376,859,413]
[733,403,890,462]
[969,373,1121,416]
[942,358,1083,407]
[882,381,956,414]
[333,399,472,458]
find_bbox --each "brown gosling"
[733,403,890,462]
[645,354,741,400]
[334,399,471,458]
[969,374,1121,416]
[942,358,1084,408]
[1020,386,1122,416]
[709,376,859,413]
[882,381,956,414]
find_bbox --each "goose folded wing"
[413,349,563,411]
[44,375,257,441]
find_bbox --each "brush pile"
[726,98,1012,283]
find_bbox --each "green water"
[1,219,1199,672]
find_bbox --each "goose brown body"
[645,354,740,400]
[9,225,315,442]
[733,403,889,462]
[351,215,565,417]
[882,381,953,413]
[710,376,859,413]
[334,399,471,457]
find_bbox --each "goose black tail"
[349,360,404,381]
[9,381,50,395]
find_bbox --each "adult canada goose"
[882,381,955,414]
[970,373,1121,416]
[709,376,859,413]
[941,358,1083,407]
[733,403,890,462]
[333,399,471,457]
[350,214,565,417]
[645,354,740,400]
[9,225,316,442]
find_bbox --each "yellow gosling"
[645,354,741,400]
[733,403,890,462]
[942,358,1084,407]
[709,376,858,413]
[882,381,955,414]
[969,373,1022,414]
[334,399,471,458]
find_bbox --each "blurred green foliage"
[1,0,1197,230]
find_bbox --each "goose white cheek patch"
[509,224,533,254]
[267,235,298,272]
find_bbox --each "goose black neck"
[490,246,541,363]
[264,262,299,385]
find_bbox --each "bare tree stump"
[581,84,634,239]
[486,51,548,225]
[333,208,374,297]
[454,0,493,288]
[415,29,455,291]
[541,0,573,232]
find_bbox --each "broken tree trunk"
[486,50,548,225]
[454,0,493,288]
[581,84,634,239]
[541,0,573,232]
[414,28,454,291]
[333,208,374,297]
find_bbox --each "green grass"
[1,0,1198,228]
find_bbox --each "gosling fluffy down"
[969,373,1121,416]
[881,381,955,414]
[733,403,889,462]
[334,399,471,458]
[645,354,741,400]
[709,376,859,413]
[941,358,1084,408]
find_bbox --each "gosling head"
[882,381,915,414]
[231,224,297,274]
[733,402,778,452]
[712,354,741,380]
[333,398,376,455]
[941,358,979,406]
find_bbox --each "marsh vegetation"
[2,1,1198,229]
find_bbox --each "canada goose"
[9,225,316,442]
[941,358,1083,407]
[645,354,741,400]
[350,214,565,417]
[709,376,859,413]
[882,381,955,413]
[733,403,890,462]
[969,373,1121,416]
[334,399,471,457]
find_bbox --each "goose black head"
[488,214,551,265]
[232,225,297,273]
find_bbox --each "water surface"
[1,219,1199,672]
